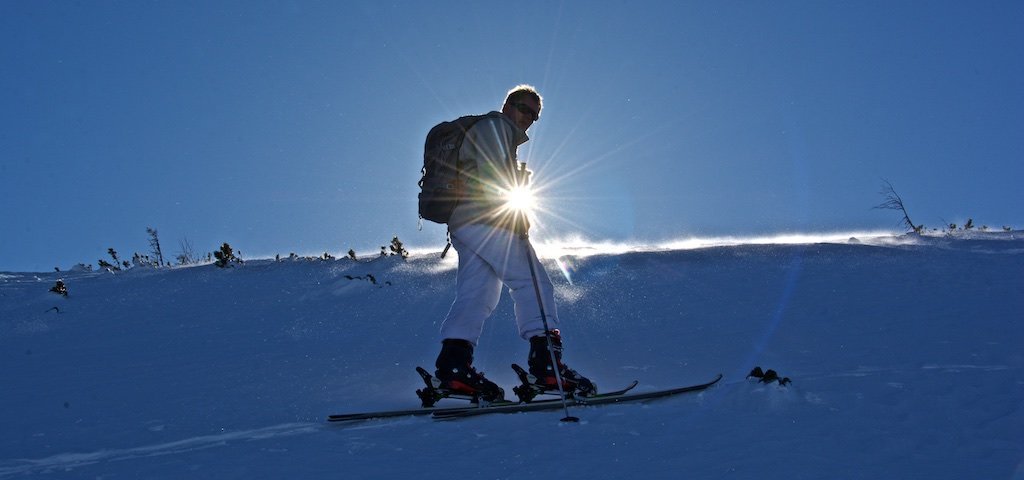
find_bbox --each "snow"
[1,232,1022,479]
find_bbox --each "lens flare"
[502,186,537,214]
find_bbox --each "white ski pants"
[440,223,558,345]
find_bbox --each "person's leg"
[433,231,506,401]
[438,233,503,344]
[449,224,559,340]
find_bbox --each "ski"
[327,401,511,422]
[328,366,513,422]
[327,366,640,423]
[326,382,639,423]
[432,373,723,420]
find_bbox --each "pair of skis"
[327,367,722,423]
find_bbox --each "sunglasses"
[511,103,539,122]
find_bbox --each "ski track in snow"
[0,423,320,477]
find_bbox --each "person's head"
[501,85,542,131]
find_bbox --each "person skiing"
[431,85,595,402]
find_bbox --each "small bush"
[49,280,68,297]
[100,248,124,271]
[213,243,241,268]
[389,236,409,259]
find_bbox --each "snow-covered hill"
[1,232,1022,479]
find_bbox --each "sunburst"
[501,185,538,214]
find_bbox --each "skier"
[432,85,595,402]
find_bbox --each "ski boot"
[420,339,505,407]
[513,330,596,402]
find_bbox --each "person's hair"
[503,85,543,112]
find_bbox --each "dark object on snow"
[747,366,792,386]
[344,274,380,285]
[49,280,68,297]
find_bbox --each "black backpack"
[418,114,490,224]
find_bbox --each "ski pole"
[522,233,579,423]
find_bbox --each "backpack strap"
[441,229,453,259]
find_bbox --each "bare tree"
[874,179,921,233]
[176,237,197,265]
[147,227,164,266]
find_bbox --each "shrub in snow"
[389,236,409,259]
[49,280,68,297]
[132,253,160,268]
[213,243,241,268]
[99,248,126,271]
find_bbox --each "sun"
[502,185,538,214]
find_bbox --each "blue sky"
[2,1,1022,272]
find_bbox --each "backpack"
[418,114,489,224]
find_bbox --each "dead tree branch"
[873,179,921,233]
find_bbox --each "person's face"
[503,96,541,131]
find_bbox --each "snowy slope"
[1,233,1022,479]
